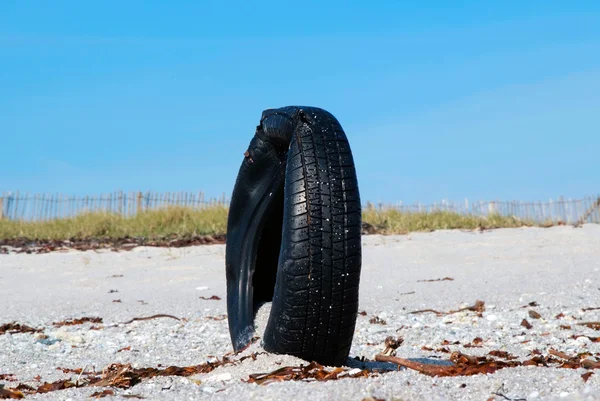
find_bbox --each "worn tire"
[225,106,362,366]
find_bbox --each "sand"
[1,225,599,400]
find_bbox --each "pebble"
[346,368,363,376]
[442,316,455,323]
[36,338,61,346]
[48,342,61,350]
[203,372,232,383]
[573,336,592,346]
[52,331,85,344]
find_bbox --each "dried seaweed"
[463,337,484,348]
[0,323,42,336]
[582,372,594,382]
[245,361,373,385]
[2,353,254,397]
[375,352,519,377]
[376,348,600,378]
[487,351,518,361]
[369,316,387,325]
[417,277,454,283]
[56,367,95,376]
[572,334,600,343]
[381,336,404,356]
[205,315,227,321]
[36,380,77,393]
[199,295,222,300]
[53,317,103,328]
[90,389,115,398]
[520,319,533,329]
[0,234,226,255]
[0,386,24,400]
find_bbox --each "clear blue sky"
[2,1,599,204]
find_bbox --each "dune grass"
[361,207,534,235]
[0,204,538,240]
[0,206,229,240]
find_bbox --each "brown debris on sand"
[0,234,226,254]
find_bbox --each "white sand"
[1,225,599,400]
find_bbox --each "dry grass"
[0,204,539,240]
[0,206,228,240]
[362,207,534,235]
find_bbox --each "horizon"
[2,1,599,204]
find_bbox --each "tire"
[225,106,362,366]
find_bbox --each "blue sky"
[1,1,599,204]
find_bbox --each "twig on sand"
[408,300,485,317]
[449,300,485,314]
[375,349,523,378]
[577,322,600,330]
[120,314,181,325]
[75,364,88,387]
[548,349,571,360]
[375,355,455,376]
[491,383,527,401]
[408,309,445,316]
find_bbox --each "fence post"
[488,201,496,215]
[117,191,123,217]
[136,192,143,214]
[12,191,19,220]
[0,195,3,220]
[38,193,43,220]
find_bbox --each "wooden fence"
[0,191,229,221]
[367,194,600,225]
[0,191,599,225]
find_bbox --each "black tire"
[225,106,362,366]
